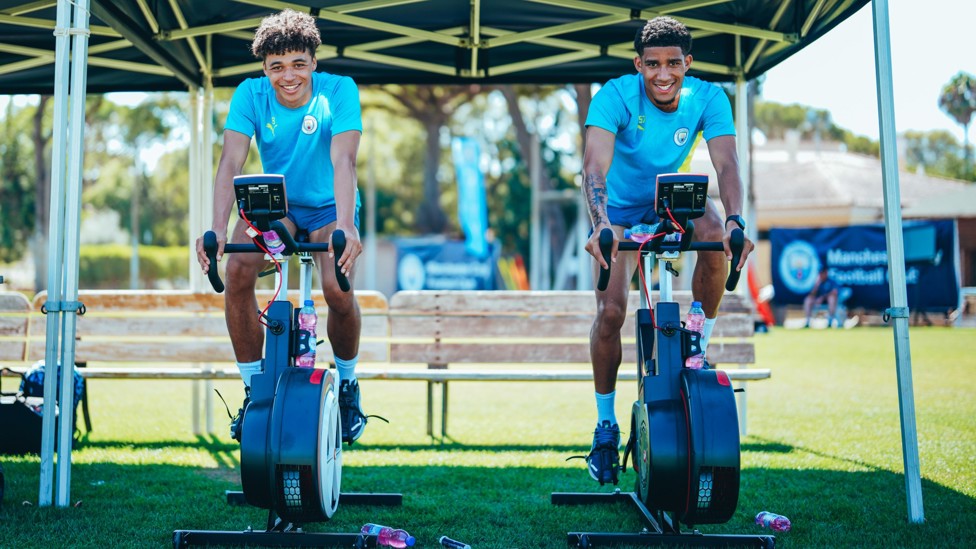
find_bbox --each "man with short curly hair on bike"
[195,9,370,445]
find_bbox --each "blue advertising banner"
[770,220,959,311]
[395,237,496,291]
[451,136,489,259]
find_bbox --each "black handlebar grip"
[332,230,351,292]
[596,228,614,292]
[725,228,745,292]
[203,231,225,294]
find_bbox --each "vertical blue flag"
[451,136,489,258]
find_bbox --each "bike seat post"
[298,253,315,305]
[658,251,679,303]
[274,255,290,301]
[640,251,655,310]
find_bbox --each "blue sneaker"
[338,379,367,444]
[586,421,621,485]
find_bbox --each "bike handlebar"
[202,222,350,294]
[596,227,744,292]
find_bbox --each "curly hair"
[633,16,692,56]
[251,9,321,59]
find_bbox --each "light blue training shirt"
[585,74,735,209]
[225,71,363,209]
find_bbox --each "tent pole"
[38,0,73,508]
[871,0,924,524]
[55,0,91,507]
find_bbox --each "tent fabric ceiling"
[0,0,868,93]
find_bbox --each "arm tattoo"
[583,173,609,227]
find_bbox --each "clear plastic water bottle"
[262,229,286,255]
[439,536,472,549]
[296,300,317,368]
[624,223,657,243]
[755,511,791,532]
[685,300,706,369]
[360,523,416,548]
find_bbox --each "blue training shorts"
[607,203,661,228]
[286,203,360,234]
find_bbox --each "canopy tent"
[2,0,867,91]
[4,0,923,528]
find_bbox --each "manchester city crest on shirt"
[302,115,318,134]
[673,128,690,146]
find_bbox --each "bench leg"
[192,380,202,435]
[441,381,448,439]
[205,379,214,434]
[426,381,434,437]
[736,383,747,437]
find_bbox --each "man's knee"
[225,256,260,294]
[693,202,724,242]
[595,298,628,332]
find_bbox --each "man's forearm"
[715,163,744,219]
[583,172,610,228]
[333,164,358,228]
[212,171,236,234]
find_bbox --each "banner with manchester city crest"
[770,220,960,312]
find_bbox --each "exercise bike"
[174,175,399,548]
[552,174,774,548]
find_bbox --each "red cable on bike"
[239,208,283,327]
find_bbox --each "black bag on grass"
[0,363,82,455]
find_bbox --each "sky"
[760,0,974,143]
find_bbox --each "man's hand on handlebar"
[585,222,617,270]
[331,224,362,277]
[196,229,227,274]
[722,224,754,273]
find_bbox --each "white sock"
[595,391,617,426]
[701,317,718,357]
[335,355,358,384]
[237,360,262,387]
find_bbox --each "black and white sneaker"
[229,387,250,443]
[586,421,621,485]
[338,379,368,444]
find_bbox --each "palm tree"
[938,71,976,176]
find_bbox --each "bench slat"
[1,366,770,382]
[0,341,28,362]
[389,313,753,339]
[357,368,770,382]
[390,290,753,315]
[32,290,389,314]
[391,342,754,365]
[28,340,390,364]
[29,315,389,339]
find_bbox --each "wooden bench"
[388,290,768,437]
[0,289,390,434]
[3,289,768,439]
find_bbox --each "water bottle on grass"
[755,511,791,532]
[360,523,416,548]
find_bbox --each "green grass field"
[1,327,974,548]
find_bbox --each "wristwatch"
[725,214,746,231]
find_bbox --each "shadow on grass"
[745,435,899,472]
[75,437,589,455]
[2,454,973,548]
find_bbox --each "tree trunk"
[499,85,569,287]
[573,83,592,151]
[417,118,447,233]
[32,96,51,292]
